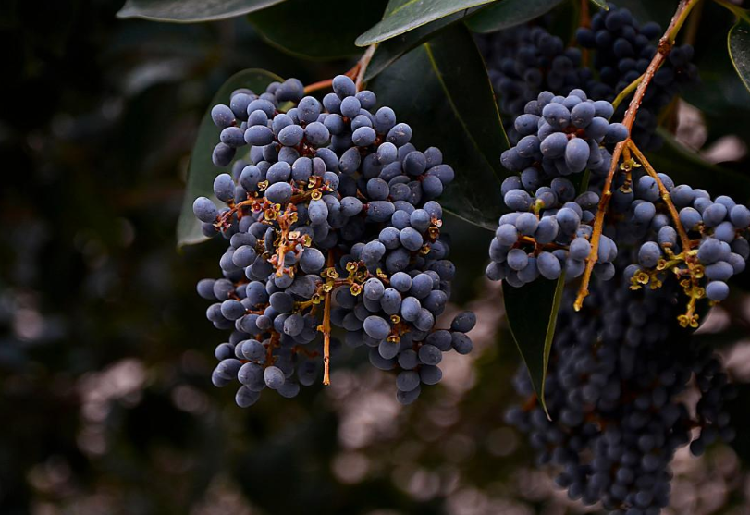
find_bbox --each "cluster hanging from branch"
[484,0,750,328]
[483,0,746,513]
[194,72,475,407]
[163,0,750,511]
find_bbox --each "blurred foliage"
[2,1,750,515]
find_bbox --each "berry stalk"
[574,0,702,311]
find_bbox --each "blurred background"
[2,1,750,514]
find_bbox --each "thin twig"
[627,141,692,252]
[573,140,626,311]
[303,79,334,94]
[611,75,643,110]
[320,250,335,386]
[303,44,377,95]
[573,0,703,311]
[355,44,378,92]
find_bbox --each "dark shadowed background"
[2,1,750,514]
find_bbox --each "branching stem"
[303,44,377,95]
[573,0,702,311]
[355,44,377,92]
[611,75,643,111]
[320,250,335,386]
[627,141,693,253]
[303,79,334,94]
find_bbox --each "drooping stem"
[321,249,335,386]
[303,79,334,94]
[611,75,643,110]
[272,205,296,276]
[355,44,377,92]
[573,0,702,311]
[303,44,377,95]
[627,141,693,253]
[573,140,627,311]
[621,0,702,132]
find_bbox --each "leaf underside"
[503,274,566,414]
[177,69,283,247]
[117,0,286,22]
[355,0,497,46]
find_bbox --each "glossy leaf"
[247,0,388,59]
[465,0,565,33]
[729,18,750,94]
[365,11,468,80]
[503,274,566,413]
[369,24,510,228]
[679,2,750,142]
[177,69,283,247]
[117,0,286,22]
[355,0,497,46]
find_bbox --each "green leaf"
[117,0,286,22]
[365,11,467,80]
[646,131,750,202]
[465,0,566,33]
[247,0,388,59]
[590,0,608,8]
[680,2,750,143]
[729,18,750,94]
[369,23,510,228]
[503,274,566,413]
[177,69,283,247]
[355,0,497,46]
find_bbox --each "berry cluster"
[488,88,750,323]
[507,271,736,513]
[486,91,626,286]
[478,26,592,143]
[194,75,474,407]
[576,6,698,150]
[624,182,750,326]
[479,6,697,150]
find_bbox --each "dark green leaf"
[503,274,566,413]
[465,0,565,33]
[247,0,388,59]
[365,11,467,80]
[117,0,286,22]
[646,131,750,203]
[178,69,283,247]
[729,17,750,94]
[681,2,750,143]
[355,0,497,46]
[369,24,510,228]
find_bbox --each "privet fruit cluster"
[479,6,697,150]
[507,268,736,513]
[194,75,475,407]
[482,4,747,514]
